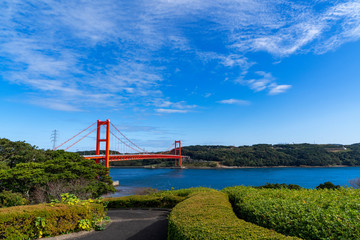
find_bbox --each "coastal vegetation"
[182,143,360,167]
[0,138,115,206]
[223,186,360,239]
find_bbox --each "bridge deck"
[83,154,182,161]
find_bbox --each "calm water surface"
[108,167,360,197]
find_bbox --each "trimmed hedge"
[105,195,185,208]
[168,191,300,240]
[224,186,360,240]
[105,187,214,208]
[0,202,104,239]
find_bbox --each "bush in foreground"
[168,191,299,240]
[0,194,105,239]
[105,187,213,208]
[224,186,360,240]
[105,195,185,208]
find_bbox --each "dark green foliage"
[111,159,174,167]
[105,187,213,208]
[105,195,185,208]
[0,152,115,200]
[0,190,28,208]
[181,143,359,167]
[316,181,341,189]
[256,183,303,190]
[0,138,115,202]
[182,159,217,167]
[0,138,48,168]
[223,186,360,240]
[168,191,300,240]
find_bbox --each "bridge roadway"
[83,154,182,161]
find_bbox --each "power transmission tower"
[51,130,58,150]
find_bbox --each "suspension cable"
[53,122,96,150]
[64,128,97,151]
[110,130,142,153]
[159,143,175,154]
[111,123,148,153]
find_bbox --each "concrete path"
[73,209,170,240]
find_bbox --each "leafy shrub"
[105,187,214,209]
[168,191,299,240]
[0,190,28,208]
[256,183,303,190]
[0,199,105,239]
[154,187,214,197]
[224,186,360,240]
[131,187,159,195]
[105,195,185,208]
[316,181,340,190]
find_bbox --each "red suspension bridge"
[53,119,183,168]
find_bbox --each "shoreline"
[110,164,358,169]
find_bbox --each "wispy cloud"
[218,99,250,105]
[152,99,197,113]
[268,84,292,95]
[155,109,189,114]
[237,71,292,95]
[29,98,82,112]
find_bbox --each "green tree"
[0,148,115,201]
[0,138,47,168]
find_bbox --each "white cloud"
[238,71,292,95]
[29,98,82,112]
[217,99,250,105]
[268,84,292,95]
[155,109,189,113]
[152,99,197,110]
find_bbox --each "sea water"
[108,167,360,197]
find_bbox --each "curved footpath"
[45,209,170,240]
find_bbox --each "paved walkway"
[72,209,170,240]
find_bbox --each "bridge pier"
[175,140,181,167]
[96,119,110,168]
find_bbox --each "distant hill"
[181,143,360,167]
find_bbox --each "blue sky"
[1,0,360,151]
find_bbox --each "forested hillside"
[181,143,360,167]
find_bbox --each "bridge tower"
[96,119,110,168]
[174,140,181,167]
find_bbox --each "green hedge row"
[0,202,105,239]
[223,186,360,240]
[105,195,186,208]
[105,187,214,208]
[168,191,300,240]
